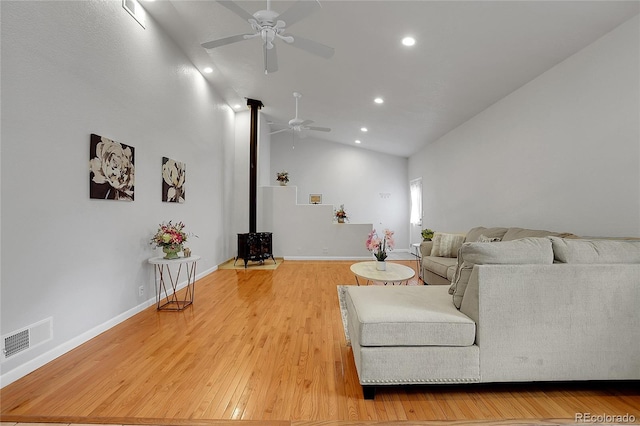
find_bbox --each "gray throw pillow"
[450,237,554,309]
[550,237,640,264]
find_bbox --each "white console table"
[148,255,200,311]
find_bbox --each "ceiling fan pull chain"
[264,43,268,74]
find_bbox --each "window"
[410,178,422,225]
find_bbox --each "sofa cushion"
[346,285,476,347]
[446,264,457,281]
[502,227,562,241]
[550,237,640,264]
[431,232,466,257]
[451,237,554,309]
[464,227,509,243]
[419,240,434,257]
[423,256,458,279]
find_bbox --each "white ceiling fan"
[270,92,331,135]
[201,0,335,74]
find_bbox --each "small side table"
[148,255,200,311]
[411,242,422,282]
[350,261,415,285]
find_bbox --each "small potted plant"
[276,171,289,186]
[334,204,348,223]
[421,228,435,241]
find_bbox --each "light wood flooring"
[1,260,638,426]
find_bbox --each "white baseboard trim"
[0,265,217,388]
[284,250,411,261]
[284,256,373,261]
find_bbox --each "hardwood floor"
[1,261,638,425]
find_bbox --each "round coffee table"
[350,261,416,285]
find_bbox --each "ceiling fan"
[201,0,335,74]
[270,92,331,135]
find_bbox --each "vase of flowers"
[276,171,289,186]
[335,204,348,223]
[150,221,193,259]
[162,244,183,260]
[366,229,395,270]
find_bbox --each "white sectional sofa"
[420,226,576,285]
[345,236,640,399]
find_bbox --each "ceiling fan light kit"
[201,0,335,74]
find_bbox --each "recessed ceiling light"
[233,104,242,110]
[203,67,213,74]
[360,127,368,132]
[374,97,384,104]
[355,140,361,144]
[402,36,416,47]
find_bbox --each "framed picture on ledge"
[309,194,322,204]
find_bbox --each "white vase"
[376,261,386,271]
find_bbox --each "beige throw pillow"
[430,232,465,258]
[450,237,554,309]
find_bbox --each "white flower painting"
[89,134,135,201]
[162,157,186,203]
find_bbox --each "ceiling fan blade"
[264,43,278,74]
[201,34,253,49]
[286,34,335,59]
[216,0,254,22]
[277,0,320,28]
[300,119,314,126]
[269,121,289,128]
[270,128,291,135]
[307,126,331,132]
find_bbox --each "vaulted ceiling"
[142,1,639,157]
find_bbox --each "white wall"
[409,15,640,238]
[270,134,410,250]
[258,113,272,188]
[1,1,234,384]
[261,186,372,258]
[233,110,250,238]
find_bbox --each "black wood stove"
[234,232,275,268]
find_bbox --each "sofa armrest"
[420,241,433,257]
[461,264,640,382]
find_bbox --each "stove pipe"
[246,98,263,233]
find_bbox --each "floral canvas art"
[162,157,185,203]
[89,134,135,201]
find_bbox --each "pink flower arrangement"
[150,221,190,248]
[366,228,395,261]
